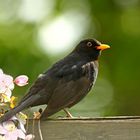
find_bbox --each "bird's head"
[74,39,110,60]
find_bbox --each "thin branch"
[38,119,43,140]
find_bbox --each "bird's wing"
[18,56,81,105]
[18,74,50,105]
[43,61,98,116]
[19,55,81,105]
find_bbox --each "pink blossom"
[0,121,25,140]
[14,75,28,87]
[0,117,34,140]
[0,69,14,99]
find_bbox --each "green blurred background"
[0,0,140,117]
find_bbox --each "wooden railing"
[27,116,140,140]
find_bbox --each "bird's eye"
[87,42,92,47]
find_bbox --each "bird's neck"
[69,52,99,67]
[74,51,100,62]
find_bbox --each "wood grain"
[27,116,140,140]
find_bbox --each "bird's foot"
[33,111,41,119]
[33,108,43,120]
[63,108,74,118]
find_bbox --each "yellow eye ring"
[87,42,92,47]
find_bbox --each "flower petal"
[5,133,18,140]
[10,116,18,121]
[18,121,26,133]
[14,75,28,86]
[0,69,3,74]
[3,121,16,131]
[4,89,12,98]
[0,123,7,134]
[0,83,6,93]
[4,74,14,89]
[25,134,35,140]
[8,82,15,91]
[17,129,26,139]
[0,73,14,94]
[0,135,6,140]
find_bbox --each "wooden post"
[27,116,140,140]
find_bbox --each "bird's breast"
[83,61,98,79]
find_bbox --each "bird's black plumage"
[0,38,110,122]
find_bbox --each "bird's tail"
[0,94,40,123]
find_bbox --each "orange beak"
[96,44,110,50]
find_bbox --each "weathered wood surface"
[27,116,140,140]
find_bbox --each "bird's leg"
[63,108,74,118]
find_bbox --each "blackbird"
[0,38,110,122]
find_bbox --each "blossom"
[0,69,33,140]
[14,75,28,87]
[0,115,34,140]
[0,121,25,140]
[0,69,28,103]
[0,70,14,100]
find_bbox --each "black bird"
[0,38,110,122]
